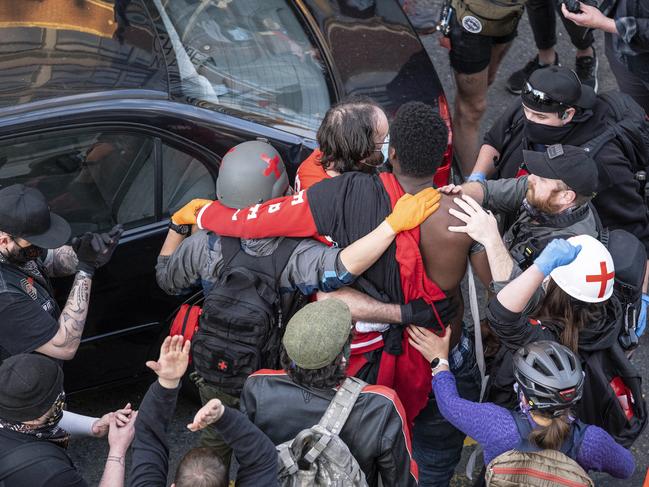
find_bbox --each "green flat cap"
[282,299,352,370]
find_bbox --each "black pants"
[527,0,593,51]
[606,33,649,114]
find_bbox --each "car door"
[0,126,214,390]
[0,95,320,391]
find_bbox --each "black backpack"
[600,228,648,350]
[577,342,647,448]
[192,236,300,396]
[581,91,649,203]
[575,229,647,447]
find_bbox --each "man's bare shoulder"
[421,194,472,245]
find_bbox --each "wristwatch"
[430,357,450,376]
[168,221,191,236]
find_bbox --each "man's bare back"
[419,194,491,349]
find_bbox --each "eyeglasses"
[522,82,568,111]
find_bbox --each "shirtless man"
[178,102,491,487]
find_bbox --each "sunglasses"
[522,82,569,111]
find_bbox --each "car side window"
[0,131,157,235]
[161,144,215,214]
[158,0,331,133]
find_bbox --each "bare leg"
[453,67,488,176]
[488,42,513,86]
[454,41,512,176]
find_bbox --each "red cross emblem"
[217,360,228,371]
[585,261,615,298]
[261,153,281,180]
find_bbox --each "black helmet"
[513,341,584,411]
[216,140,289,209]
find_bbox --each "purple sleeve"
[432,371,520,464]
[577,426,635,479]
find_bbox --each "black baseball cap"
[522,66,596,113]
[0,354,64,422]
[523,144,599,197]
[0,184,71,249]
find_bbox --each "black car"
[0,0,452,392]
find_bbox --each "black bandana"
[523,119,576,146]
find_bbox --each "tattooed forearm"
[52,273,92,352]
[44,246,79,277]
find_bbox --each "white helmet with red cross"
[550,234,615,303]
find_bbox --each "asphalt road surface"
[67,4,648,485]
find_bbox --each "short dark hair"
[280,334,352,390]
[174,447,227,487]
[317,96,384,173]
[390,102,448,178]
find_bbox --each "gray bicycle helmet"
[513,341,584,411]
[216,140,289,209]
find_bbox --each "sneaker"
[506,54,560,95]
[575,48,599,92]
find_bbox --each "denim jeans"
[412,333,481,487]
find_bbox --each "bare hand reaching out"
[187,399,226,432]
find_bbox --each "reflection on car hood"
[0,0,168,108]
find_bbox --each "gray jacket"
[156,231,354,310]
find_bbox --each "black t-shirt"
[0,428,87,487]
[0,262,59,360]
[307,172,403,303]
[0,293,58,359]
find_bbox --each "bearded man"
[447,144,599,287]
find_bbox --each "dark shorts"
[449,18,517,75]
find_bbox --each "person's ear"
[561,108,576,124]
[388,146,396,162]
[0,233,11,248]
[561,188,577,205]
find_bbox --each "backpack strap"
[0,441,72,480]
[302,377,366,464]
[270,238,301,277]
[219,236,243,270]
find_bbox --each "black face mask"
[4,240,44,265]
[523,118,575,145]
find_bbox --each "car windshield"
[0,0,168,108]
[154,0,332,133]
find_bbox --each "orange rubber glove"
[385,187,441,233]
[171,199,213,225]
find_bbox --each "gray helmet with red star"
[216,140,289,209]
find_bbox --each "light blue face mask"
[380,134,390,164]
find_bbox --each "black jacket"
[0,428,86,487]
[484,295,623,408]
[240,370,418,487]
[128,381,277,487]
[484,98,649,253]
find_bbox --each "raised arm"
[36,228,122,360]
[497,239,581,313]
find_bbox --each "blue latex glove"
[638,294,649,337]
[466,172,486,183]
[534,239,582,277]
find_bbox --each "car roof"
[0,0,169,109]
